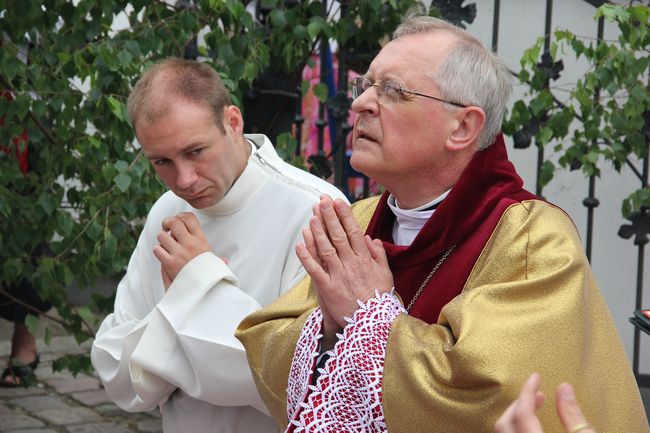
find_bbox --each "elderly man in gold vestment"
[237,13,649,433]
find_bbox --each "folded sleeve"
[92,244,267,414]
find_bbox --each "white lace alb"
[286,291,406,433]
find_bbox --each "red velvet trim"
[365,134,538,323]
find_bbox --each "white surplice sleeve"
[91,230,267,413]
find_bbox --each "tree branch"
[0,74,59,147]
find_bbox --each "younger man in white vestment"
[90,58,346,433]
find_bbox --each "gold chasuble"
[237,135,648,433]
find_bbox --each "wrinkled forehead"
[366,32,457,83]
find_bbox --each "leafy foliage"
[0,0,422,376]
[504,3,649,218]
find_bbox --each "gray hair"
[393,14,512,149]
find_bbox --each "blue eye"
[154,159,170,166]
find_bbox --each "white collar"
[388,190,451,246]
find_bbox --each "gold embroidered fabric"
[237,198,649,432]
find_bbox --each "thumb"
[556,383,595,433]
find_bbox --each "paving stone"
[0,403,12,414]
[3,430,57,433]
[0,413,45,431]
[70,389,112,407]
[34,366,74,381]
[65,422,133,433]
[47,376,100,394]
[94,403,125,416]
[8,395,68,412]
[144,409,160,419]
[0,386,46,399]
[35,406,103,425]
[136,418,162,432]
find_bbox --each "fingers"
[161,216,191,246]
[160,264,172,290]
[518,372,543,413]
[156,229,177,254]
[495,373,545,433]
[556,383,595,433]
[318,196,355,259]
[303,227,323,269]
[295,242,330,289]
[153,244,172,272]
[175,212,202,235]
[310,215,342,272]
[332,198,367,253]
[495,400,518,433]
[365,236,388,267]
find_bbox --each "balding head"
[127,58,232,133]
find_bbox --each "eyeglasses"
[351,76,467,108]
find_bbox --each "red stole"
[365,134,537,324]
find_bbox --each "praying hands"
[154,212,213,289]
[295,195,394,348]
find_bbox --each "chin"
[349,152,372,176]
[186,195,219,209]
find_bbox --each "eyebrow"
[144,141,206,161]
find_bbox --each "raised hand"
[495,373,595,433]
[153,212,212,290]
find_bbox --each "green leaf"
[270,10,287,29]
[44,327,52,346]
[293,24,308,40]
[106,95,127,122]
[114,160,129,172]
[586,150,600,164]
[57,52,71,65]
[117,49,133,67]
[114,173,132,192]
[539,160,555,187]
[530,91,553,117]
[313,83,329,102]
[622,188,650,218]
[77,306,95,326]
[89,137,102,149]
[301,80,310,96]
[2,55,23,81]
[308,21,323,39]
[596,4,630,23]
[25,314,39,335]
[537,126,553,146]
[38,193,58,216]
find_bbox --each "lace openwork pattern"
[287,307,323,420]
[286,291,405,433]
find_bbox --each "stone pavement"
[0,317,161,433]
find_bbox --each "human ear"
[223,105,244,136]
[445,106,485,152]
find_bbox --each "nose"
[175,162,198,190]
[351,84,379,116]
